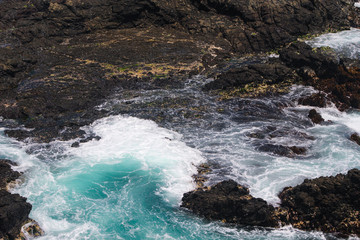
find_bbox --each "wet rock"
[258,144,306,157]
[19,220,45,239]
[280,42,360,111]
[278,168,360,237]
[308,109,324,124]
[289,146,307,155]
[0,160,21,190]
[258,144,293,157]
[298,93,327,107]
[0,160,44,239]
[204,61,298,93]
[350,133,360,146]
[181,180,278,227]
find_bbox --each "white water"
[0,28,360,239]
[307,28,360,59]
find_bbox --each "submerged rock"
[257,144,306,157]
[181,180,278,227]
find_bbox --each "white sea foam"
[307,28,360,59]
[68,115,205,204]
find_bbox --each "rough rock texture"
[298,93,328,107]
[279,169,360,237]
[181,180,278,227]
[0,160,21,190]
[280,42,360,111]
[0,0,359,142]
[308,109,324,124]
[0,160,37,240]
[206,41,360,111]
[182,169,360,237]
[0,190,32,240]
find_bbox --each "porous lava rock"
[0,160,41,239]
[181,180,278,227]
[278,169,360,237]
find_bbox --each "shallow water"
[1,30,360,239]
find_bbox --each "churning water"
[1,29,360,239]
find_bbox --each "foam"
[68,115,205,204]
[307,28,360,59]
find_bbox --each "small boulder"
[308,109,324,124]
[350,133,360,146]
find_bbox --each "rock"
[181,180,278,227]
[350,133,360,146]
[204,60,298,92]
[0,0,358,141]
[280,42,360,111]
[0,159,44,239]
[0,160,21,190]
[308,109,324,124]
[289,146,307,155]
[258,144,306,157]
[19,219,45,239]
[278,168,360,237]
[298,93,327,107]
[0,190,32,239]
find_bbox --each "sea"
[0,28,360,240]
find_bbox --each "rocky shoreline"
[182,169,360,238]
[0,0,360,238]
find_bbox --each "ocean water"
[0,30,360,239]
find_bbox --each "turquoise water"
[1,107,360,239]
[0,30,360,239]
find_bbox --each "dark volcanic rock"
[279,168,360,237]
[298,93,327,107]
[0,160,39,239]
[308,109,324,124]
[280,42,360,111]
[350,133,360,146]
[257,144,307,157]
[181,180,277,227]
[204,60,298,92]
[0,190,32,239]
[0,0,358,141]
[0,160,21,189]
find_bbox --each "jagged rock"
[298,93,327,107]
[278,168,360,237]
[183,169,360,237]
[0,0,358,141]
[0,160,44,239]
[181,180,278,227]
[0,190,32,239]
[308,109,324,124]
[0,160,20,190]
[280,42,360,111]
